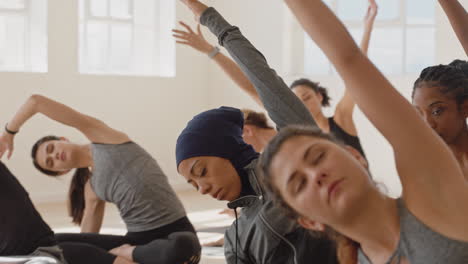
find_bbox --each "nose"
[55,151,60,160]
[198,182,212,195]
[307,166,328,187]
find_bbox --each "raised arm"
[180,0,316,130]
[284,0,467,234]
[439,0,468,55]
[0,95,129,159]
[173,22,262,106]
[334,0,378,136]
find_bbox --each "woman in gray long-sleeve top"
[177,1,344,264]
[173,0,379,157]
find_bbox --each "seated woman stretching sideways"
[0,95,201,264]
[173,0,378,157]
[0,160,134,264]
[412,61,468,180]
[257,0,468,263]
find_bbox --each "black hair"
[290,78,332,107]
[32,135,91,225]
[412,64,468,106]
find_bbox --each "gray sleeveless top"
[90,142,186,232]
[358,198,468,264]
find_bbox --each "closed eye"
[46,157,54,168]
[46,143,54,154]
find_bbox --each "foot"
[109,244,136,261]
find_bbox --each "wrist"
[207,46,220,59]
[5,123,18,135]
[203,44,214,54]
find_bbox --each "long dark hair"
[31,135,91,225]
[412,64,468,106]
[258,126,359,264]
[290,78,332,107]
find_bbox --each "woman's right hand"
[173,21,214,54]
[0,131,15,160]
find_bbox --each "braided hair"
[412,64,468,106]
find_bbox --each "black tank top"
[0,162,56,255]
[328,117,366,157]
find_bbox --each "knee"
[168,232,201,264]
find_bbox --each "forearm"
[7,95,41,132]
[360,23,374,56]
[212,52,263,106]
[200,7,316,129]
[80,202,105,233]
[439,0,468,55]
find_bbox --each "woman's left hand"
[0,132,15,160]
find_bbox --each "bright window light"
[0,0,47,72]
[79,0,175,77]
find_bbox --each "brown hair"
[32,136,91,225]
[258,125,358,264]
[242,109,273,129]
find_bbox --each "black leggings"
[57,217,201,264]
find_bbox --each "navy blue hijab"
[176,107,260,197]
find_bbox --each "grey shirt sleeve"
[200,7,317,130]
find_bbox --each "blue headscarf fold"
[176,107,260,196]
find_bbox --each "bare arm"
[439,0,468,55]
[285,0,468,236]
[173,22,262,105]
[334,0,378,136]
[0,95,130,159]
[80,181,106,233]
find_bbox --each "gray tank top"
[90,142,186,232]
[358,198,468,264]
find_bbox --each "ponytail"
[68,167,91,225]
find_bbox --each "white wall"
[205,0,468,197]
[1,1,211,202]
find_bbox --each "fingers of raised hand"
[179,21,195,34]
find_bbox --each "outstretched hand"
[0,132,14,160]
[173,22,214,54]
[364,0,378,25]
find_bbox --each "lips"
[327,179,344,204]
[61,152,66,162]
[212,188,223,200]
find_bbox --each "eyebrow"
[428,101,445,107]
[189,160,199,176]
[43,145,49,168]
[285,144,316,188]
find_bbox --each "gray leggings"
[57,217,201,264]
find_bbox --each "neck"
[336,191,400,263]
[309,110,329,132]
[75,144,94,169]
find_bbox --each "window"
[0,0,47,72]
[304,0,436,76]
[79,0,175,76]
